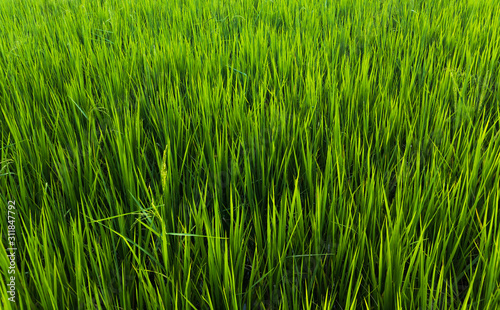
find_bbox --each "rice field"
[1,0,499,309]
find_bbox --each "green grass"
[1,0,499,308]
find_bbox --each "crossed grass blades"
[1,0,500,309]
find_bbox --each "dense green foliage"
[1,0,499,308]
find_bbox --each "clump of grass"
[1,0,499,309]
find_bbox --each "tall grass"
[1,0,499,308]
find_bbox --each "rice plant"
[1,0,499,309]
